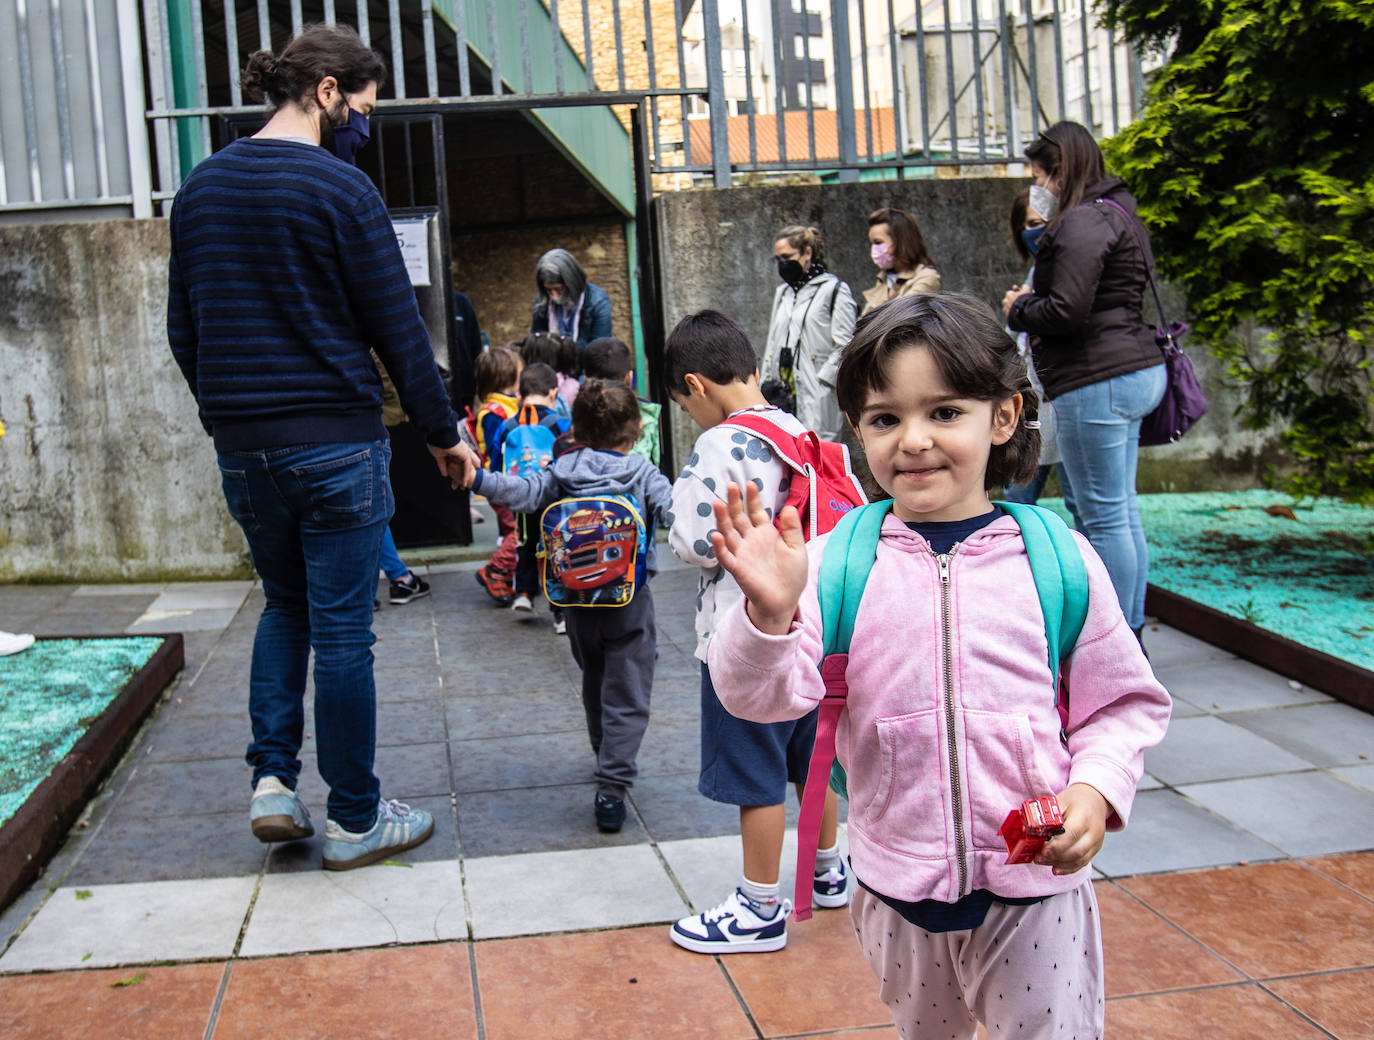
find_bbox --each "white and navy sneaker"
[813,858,850,908]
[670,888,791,954]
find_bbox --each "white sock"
[815,843,841,874]
[739,876,780,916]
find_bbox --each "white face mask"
[1029,183,1059,222]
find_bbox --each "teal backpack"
[792,499,1089,920]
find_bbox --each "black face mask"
[775,257,809,290]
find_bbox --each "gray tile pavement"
[2,562,1373,971]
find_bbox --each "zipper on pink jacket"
[936,549,969,897]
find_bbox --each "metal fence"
[2,0,1157,215]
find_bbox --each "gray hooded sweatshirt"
[473,447,674,574]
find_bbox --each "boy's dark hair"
[571,378,641,450]
[474,346,521,402]
[581,337,634,382]
[519,362,558,399]
[836,293,1040,489]
[1023,121,1107,227]
[663,310,758,396]
[242,24,386,108]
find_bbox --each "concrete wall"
[653,180,1286,492]
[0,220,250,582]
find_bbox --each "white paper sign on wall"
[393,218,431,287]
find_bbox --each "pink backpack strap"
[793,652,849,921]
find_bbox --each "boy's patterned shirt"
[668,406,805,661]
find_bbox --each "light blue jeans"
[1052,365,1166,630]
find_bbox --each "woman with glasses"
[759,225,857,439]
[1002,121,1166,646]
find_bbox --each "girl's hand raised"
[710,482,808,636]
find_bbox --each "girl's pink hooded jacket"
[707,512,1171,905]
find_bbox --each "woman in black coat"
[1003,121,1166,643]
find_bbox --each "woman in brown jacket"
[861,207,940,312]
[1002,121,1166,643]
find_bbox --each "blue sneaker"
[321,798,434,871]
[249,776,314,843]
[813,858,850,908]
[670,888,790,954]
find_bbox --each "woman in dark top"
[530,248,613,353]
[1003,121,1165,642]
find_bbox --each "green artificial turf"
[1035,491,1374,671]
[0,638,162,829]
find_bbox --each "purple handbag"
[1097,198,1208,446]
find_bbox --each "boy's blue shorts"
[697,662,819,806]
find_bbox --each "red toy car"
[999,795,1065,864]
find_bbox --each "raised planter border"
[0,634,184,911]
[1146,584,1373,713]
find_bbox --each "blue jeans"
[1052,365,1166,630]
[217,440,393,831]
[379,527,407,581]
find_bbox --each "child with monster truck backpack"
[704,293,1171,1038]
[489,363,572,625]
[665,309,864,957]
[465,378,672,834]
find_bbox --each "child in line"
[581,337,662,467]
[665,310,845,955]
[704,293,1171,1037]
[489,363,572,625]
[466,379,673,833]
[521,331,582,416]
[472,346,523,606]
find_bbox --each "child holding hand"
[704,293,1170,1039]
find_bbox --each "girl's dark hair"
[519,362,558,399]
[474,346,521,402]
[774,225,825,265]
[552,334,580,378]
[663,310,757,396]
[835,293,1040,489]
[868,207,934,271]
[241,24,386,109]
[1023,121,1107,226]
[520,331,559,370]
[571,378,641,450]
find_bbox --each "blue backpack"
[502,405,562,478]
[539,494,648,608]
[792,500,1089,920]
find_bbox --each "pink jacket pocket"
[961,709,1063,852]
[856,707,945,859]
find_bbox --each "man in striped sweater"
[167,25,473,871]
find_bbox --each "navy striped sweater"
[167,137,459,451]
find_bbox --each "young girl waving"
[705,293,1170,1040]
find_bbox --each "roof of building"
[685,107,901,165]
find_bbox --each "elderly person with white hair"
[531,248,613,353]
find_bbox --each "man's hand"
[428,441,479,491]
[1036,783,1109,876]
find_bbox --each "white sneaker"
[553,615,567,635]
[511,594,533,616]
[670,888,790,954]
[0,631,35,657]
[813,858,850,908]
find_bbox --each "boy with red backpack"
[665,310,865,955]
[472,346,522,605]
